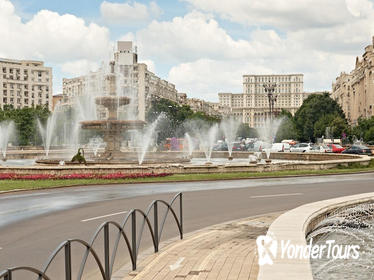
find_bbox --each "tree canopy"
[0,105,50,146]
[293,92,347,142]
[146,98,221,142]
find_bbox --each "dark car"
[213,142,228,151]
[245,142,255,151]
[232,142,244,151]
[342,145,372,155]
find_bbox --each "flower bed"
[0,172,172,180]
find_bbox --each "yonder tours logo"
[256,234,360,265]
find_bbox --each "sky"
[1,0,374,101]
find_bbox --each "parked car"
[320,144,333,153]
[308,144,321,153]
[253,141,271,152]
[281,139,297,145]
[245,142,255,151]
[290,143,313,153]
[283,143,291,152]
[213,142,228,151]
[271,143,285,152]
[342,145,372,155]
[232,142,244,151]
[327,144,345,153]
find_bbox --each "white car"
[319,144,333,153]
[271,143,285,152]
[253,141,271,152]
[307,144,333,153]
[290,143,313,153]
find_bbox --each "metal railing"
[0,192,183,280]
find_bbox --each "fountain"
[249,155,257,164]
[0,120,15,160]
[307,202,374,280]
[256,118,283,144]
[325,126,333,141]
[254,151,262,162]
[263,148,272,163]
[194,123,218,164]
[256,118,283,164]
[80,95,146,160]
[134,114,165,165]
[87,137,105,157]
[37,111,59,158]
[35,61,191,166]
[220,117,240,160]
[184,132,194,158]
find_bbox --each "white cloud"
[124,8,364,101]
[60,59,100,77]
[167,51,355,100]
[168,59,271,100]
[345,0,374,17]
[129,11,269,63]
[0,0,111,63]
[183,0,356,30]
[183,0,374,55]
[100,1,162,25]
[139,59,156,72]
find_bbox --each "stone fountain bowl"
[36,156,191,165]
[95,96,130,108]
[80,120,146,130]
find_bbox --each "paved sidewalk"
[115,212,281,280]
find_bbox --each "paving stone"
[117,212,282,280]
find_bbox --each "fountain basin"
[96,96,130,109]
[36,157,190,165]
[80,120,146,130]
[258,192,374,280]
[0,153,369,176]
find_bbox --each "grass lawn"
[0,159,373,192]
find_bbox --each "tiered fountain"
[36,68,190,165]
[80,95,145,160]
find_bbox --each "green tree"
[352,116,374,143]
[146,98,220,142]
[313,114,349,140]
[237,123,258,138]
[274,109,298,142]
[364,126,374,143]
[0,105,50,146]
[294,92,346,142]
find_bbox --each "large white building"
[219,74,307,127]
[62,41,179,121]
[0,58,52,110]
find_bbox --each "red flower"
[0,172,172,180]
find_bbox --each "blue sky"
[1,0,374,101]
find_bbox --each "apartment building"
[219,74,305,127]
[0,58,52,110]
[62,41,179,121]
[331,36,374,124]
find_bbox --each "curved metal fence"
[0,192,183,280]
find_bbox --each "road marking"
[81,211,128,222]
[169,257,185,271]
[250,193,303,199]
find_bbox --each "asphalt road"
[1,173,374,278]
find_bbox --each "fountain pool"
[308,202,374,280]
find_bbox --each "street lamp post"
[263,80,278,120]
